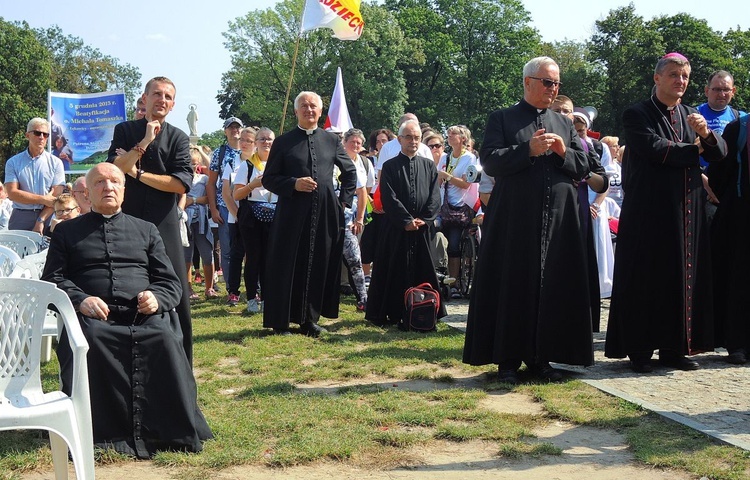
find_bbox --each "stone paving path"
[442,298,750,451]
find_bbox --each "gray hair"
[294,91,323,109]
[27,117,49,133]
[397,113,418,128]
[523,56,558,80]
[398,119,421,136]
[344,128,365,143]
[654,53,690,75]
[256,127,274,139]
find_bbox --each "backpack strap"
[217,144,228,180]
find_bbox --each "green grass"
[2,292,749,479]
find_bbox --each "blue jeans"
[217,205,232,276]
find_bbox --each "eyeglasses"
[710,87,733,94]
[256,137,274,142]
[239,138,255,143]
[529,77,562,89]
[55,207,79,216]
[428,143,443,149]
[552,107,573,114]
[29,130,50,138]
[400,135,421,141]
[72,190,85,194]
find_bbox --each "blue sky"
[2,0,747,135]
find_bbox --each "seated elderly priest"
[42,162,212,459]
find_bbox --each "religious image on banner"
[301,0,364,41]
[48,90,127,173]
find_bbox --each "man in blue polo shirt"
[698,71,743,215]
[4,117,66,233]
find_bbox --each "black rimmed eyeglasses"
[529,77,562,89]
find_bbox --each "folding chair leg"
[49,431,70,480]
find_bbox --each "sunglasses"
[29,130,50,138]
[529,76,562,88]
[428,143,443,149]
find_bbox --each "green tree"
[723,27,750,112]
[648,13,730,107]
[0,19,54,172]
[588,4,664,137]
[36,26,142,109]
[545,40,606,118]
[386,0,540,144]
[220,0,414,139]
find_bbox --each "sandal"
[189,291,200,301]
[205,288,220,299]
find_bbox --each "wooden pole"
[279,34,302,134]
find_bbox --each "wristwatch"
[585,171,594,180]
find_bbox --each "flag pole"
[280,2,308,134]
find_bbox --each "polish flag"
[324,67,353,133]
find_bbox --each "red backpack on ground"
[402,283,440,332]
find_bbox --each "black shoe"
[726,350,747,365]
[529,362,564,382]
[300,322,327,338]
[659,355,699,370]
[273,328,291,336]
[629,359,654,373]
[497,368,519,385]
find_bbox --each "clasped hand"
[529,129,566,157]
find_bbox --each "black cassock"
[261,127,356,328]
[605,97,727,359]
[365,153,447,324]
[107,119,194,362]
[463,99,593,367]
[707,118,750,355]
[43,212,212,459]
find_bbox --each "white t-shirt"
[437,150,479,207]
[221,164,239,224]
[375,138,432,172]
[233,160,278,203]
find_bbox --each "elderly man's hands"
[80,296,110,320]
[137,291,159,315]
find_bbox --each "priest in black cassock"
[108,76,194,363]
[42,163,212,459]
[708,113,750,365]
[365,120,446,327]
[463,56,592,384]
[261,91,356,337]
[606,53,727,373]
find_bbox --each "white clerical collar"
[97,209,122,218]
[298,125,317,135]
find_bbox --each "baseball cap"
[223,117,244,129]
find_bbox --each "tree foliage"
[220,0,414,137]
[0,18,141,173]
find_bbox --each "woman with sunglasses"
[423,132,445,166]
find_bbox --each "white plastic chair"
[7,230,45,252]
[10,250,48,280]
[0,232,39,258]
[0,245,21,277]
[0,278,95,480]
[8,251,55,361]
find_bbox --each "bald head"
[86,163,126,215]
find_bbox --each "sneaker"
[227,293,240,306]
[205,288,219,299]
[189,290,200,301]
[357,300,366,312]
[246,298,260,314]
[450,287,462,299]
[364,275,371,288]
